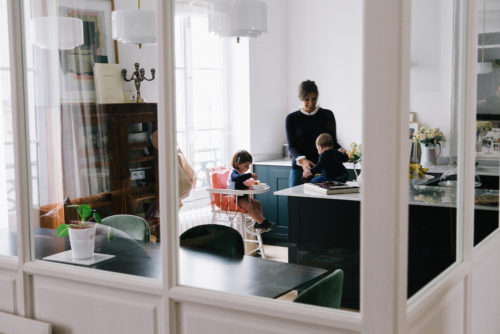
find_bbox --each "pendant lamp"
[478,0,493,74]
[209,0,267,42]
[31,15,84,50]
[112,0,156,48]
[229,0,267,40]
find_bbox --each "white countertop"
[254,159,292,167]
[274,184,498,211]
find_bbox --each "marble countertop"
[254,159,292,167]
[274,184,498,211]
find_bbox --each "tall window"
[0,0,17,256]
[175,15,229,189]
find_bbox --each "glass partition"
[23,0,160,278]
[175,0,363,312]
[408,0,458,298]
[0,0,17,257]
[474,0,500,247]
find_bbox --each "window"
[175,15,230,190]
[21,0,161,276]
[0,0,17,257]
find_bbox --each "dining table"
[1,226,328,299]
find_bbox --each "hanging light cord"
[481,0,486,63]
[138,0,141,10]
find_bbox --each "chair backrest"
[293,269,344,309]
[180,224,244,256]
[101,214,151,243]
[206,166,230,189]
[206,167,242,212]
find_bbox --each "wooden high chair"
[205,167,271,258]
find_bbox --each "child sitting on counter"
[303,133,349,183]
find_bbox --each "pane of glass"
[24,0,161,277]
[0,0,17,257]
[474,0,500,246]
[175,0,362,312]
[408,0,457,298]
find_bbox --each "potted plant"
[412,127,446,167]
[56,204,112,259]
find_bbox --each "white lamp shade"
[31,16,84,50]
[229,0,267,38]
[208,0,267,39]
[112,9,157,45]
[478,62,493,74]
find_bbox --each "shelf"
[130,156,156,163]
[130,193,156,202]
[128,142,151,151]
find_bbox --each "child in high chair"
[303,133,349,183]
[227,150,275,230]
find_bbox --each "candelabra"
[122,62,155,103]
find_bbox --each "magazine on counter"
[304,181,360,195]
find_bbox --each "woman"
[286,80,343,187]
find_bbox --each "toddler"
[303,133,348,183]
[228,150,274,230]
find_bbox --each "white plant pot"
[420,143,441,168]
[68,222,96,259]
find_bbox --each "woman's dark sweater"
[285,108,340,170]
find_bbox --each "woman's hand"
[338,148,346,154]
[251,172,258,179]
[298,158,315,171]
[303,170,312,178]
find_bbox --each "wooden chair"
[293,269,344,309]
[205,167,270,258]
[101,214,151,243]
[180,224,244,256]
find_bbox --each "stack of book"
[304,181,360,195]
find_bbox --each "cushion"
[210,168,246,213]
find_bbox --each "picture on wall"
[409,122,419,140]
[57,0,117,102]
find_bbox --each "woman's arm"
[286,114,315,170]
[285,114,301,160]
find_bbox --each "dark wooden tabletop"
[2,227,327,299]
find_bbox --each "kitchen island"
[275,184,499,309]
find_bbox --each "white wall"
[410,0,454,158]
[248,0,289,161]
[249,0,363,160]
[287,0,363,150]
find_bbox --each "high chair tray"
[207,185,270,195]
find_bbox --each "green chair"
[180,224,244,257]
[293,269,344,309]
[101,214,151,243]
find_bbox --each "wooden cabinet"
[61,103,159,240]
[254,164,290,241]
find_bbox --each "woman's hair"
[231,150,253,168]
[299,80,319,100]
[316,133,334,149]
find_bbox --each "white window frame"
[2,0,492,333]
[175,14,230,198]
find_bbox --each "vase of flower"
[412,127,446,168]
[420,143,440,168]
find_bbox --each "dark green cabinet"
[254,164,291,241]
